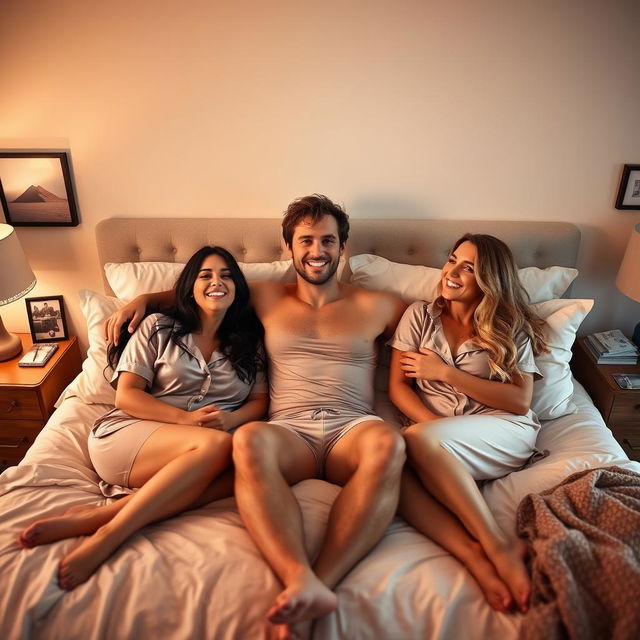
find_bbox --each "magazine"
[588,330,637,356]
[17,343,59,367]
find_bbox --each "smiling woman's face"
[192,253,236,315]
[441,241,483,305]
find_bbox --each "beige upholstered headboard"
[95,218,580,295]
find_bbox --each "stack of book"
[584,329,638,365]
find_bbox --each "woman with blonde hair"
[388,233,547,614]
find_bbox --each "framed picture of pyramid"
[0,151,79,226]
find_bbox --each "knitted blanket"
[516,466,640,640]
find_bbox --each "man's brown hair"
[282,194,350,248]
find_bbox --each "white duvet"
[1,382,637,640]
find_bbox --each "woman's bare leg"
[55,425,232,590]
[399,467,512,611]
[19,468,234,548]
[404,424,530,612]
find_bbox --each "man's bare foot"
[485,542,531,613]
[461,542,513,612]
[57,526,120,590]
[19,504,112,548]
[266,572,337,626]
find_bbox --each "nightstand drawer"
[610,396,640,429]
[0,422,42,465]
[0,388,44,420]
[617,435,640,462]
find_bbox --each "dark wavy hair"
[281,194,349,248]
[107,246,265,384]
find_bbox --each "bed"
[1,217,638,640]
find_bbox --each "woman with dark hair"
[389,233,548,614]
[20,246,268,591]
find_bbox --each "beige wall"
[1,0,639,352]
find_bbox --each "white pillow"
[105,258,346,300]
[349,254,578,304]
[105,260,293,301]
[59,290,125,405]
[530,298,594,420]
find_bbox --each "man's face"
[289,215,344,286]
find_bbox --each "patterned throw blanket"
[516,466,640,640]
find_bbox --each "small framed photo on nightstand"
[25,295,69,343]
[615,164,640,210]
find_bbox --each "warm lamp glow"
[0,223,37,361]
[616,222,640,346]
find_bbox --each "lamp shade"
[0,223,36,305]
[616,222,640,304]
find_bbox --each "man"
[105,195,407,638]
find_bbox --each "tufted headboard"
[95,218,580,295]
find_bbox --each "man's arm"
[104,290,174,345]
[381,293,407,339]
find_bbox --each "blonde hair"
[436,233,548,382]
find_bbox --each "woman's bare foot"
[270,619,312,640]
[485,541,531,613]
[19,504,114,548]
[57,525,120,590]
[460,541,513,612]
[266,572,337,626]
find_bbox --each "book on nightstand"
[584,330,638,365]
[612,374,640,390]
[17,343,59,367]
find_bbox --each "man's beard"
[293,256,340,286]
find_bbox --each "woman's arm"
[388,348,441,424]
[105,290,175,345]
[400,349,533,415]
[114,371,234,428]
[116,372,269,429]
[115,371,189,423]
[205,392,269,431]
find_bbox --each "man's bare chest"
[262,300,381,341]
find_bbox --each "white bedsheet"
[1,381,637,640]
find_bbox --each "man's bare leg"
[312,421,405,588]
[19,469,235,548]
[269,421,404,640]
[399,467,512,612]
[404,424,530,612]
[232,422,337,631]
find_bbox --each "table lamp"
[616,221,640,347]
[0,223,37,361]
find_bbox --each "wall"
[1,0,639,352]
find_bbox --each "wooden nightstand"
[571,337,640,462]
[0,334,82,466]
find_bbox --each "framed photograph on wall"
[25,295,69,343]
[0,151,79,226]
[615,164,640,210]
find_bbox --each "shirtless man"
[106,195,407,638]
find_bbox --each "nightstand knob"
[4,400,17,413]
